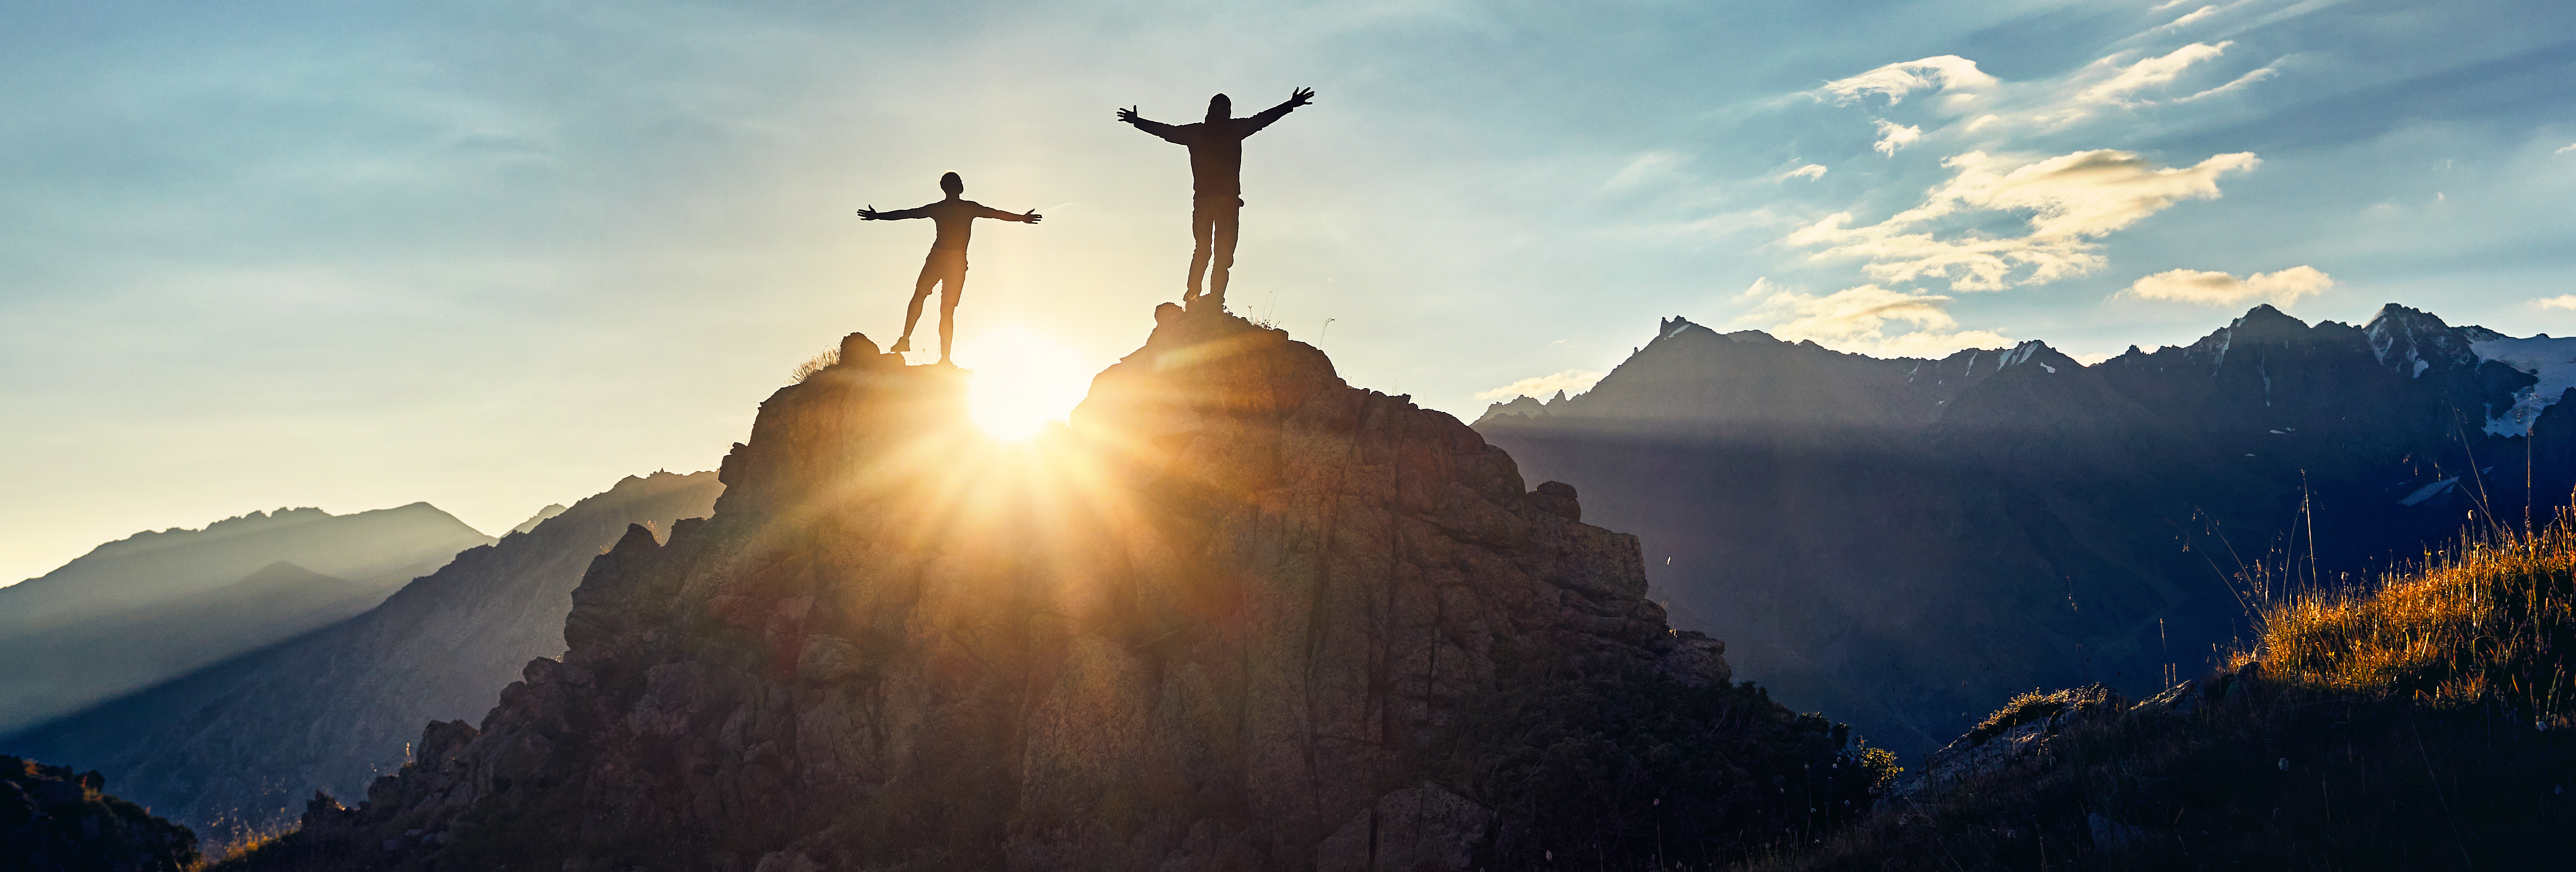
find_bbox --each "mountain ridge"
[1,471,724,838]
[1473,302,2573,759]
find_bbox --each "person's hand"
[1286,87,1315,108]
[856,205,882,220]
[1115,106,1140,124]
[1023,210,1043,224]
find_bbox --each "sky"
[6,0,2575,585]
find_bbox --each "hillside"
[0,504,494,734]
[2,471,723,839]
[1745,509,2576,870]
[2,755,201,871]
[217,306,1891,872]
[1474,304,2570,757]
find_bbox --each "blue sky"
[6,0,2574,584]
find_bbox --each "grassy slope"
[1742,514,2576,871]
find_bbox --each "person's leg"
[1186,199,1216,304]
[937,257,965,364]
[895,254,940,353]
[1208,199,1240,307]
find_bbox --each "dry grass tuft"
[791,347,840,383]
[1733,509,2576,871]
[2254,520,2576,725]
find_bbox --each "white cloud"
[1780,164,1829,181]
[1784,149,2260,290]
[2121,266,2334,306]
[1873,120,1923,156]
[1743,284,2012,358]
[2176,60,2282,102]
[2161,5,2219,29]
[1819,55,1998,105]
[1475,369,1606,400]
[2535,295,2576,311]
[2080,42,2232,106]
[2556,142,2576,155]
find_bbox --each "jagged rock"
[1891,684,2128,801]
[246,313,1792,871]
[1527,480,1581,521]
[1314,783,1495,872]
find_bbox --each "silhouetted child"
[856,172,1042,364]
[1117,88,1313,310]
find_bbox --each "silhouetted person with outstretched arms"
[1117,88,1314,309]
[856,172,1040,364]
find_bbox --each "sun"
[955,325,1099,439]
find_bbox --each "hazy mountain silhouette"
[0,504,492,734]
[1474,304,2570,759]
[2,471,722,838]
[508,503,569,535]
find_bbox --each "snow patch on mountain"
[2472,334,2576,437]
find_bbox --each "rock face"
[0,503,494,734]
[1474,305,2562,757]
[249,309,1852,871]
[2,472,721,838]
[0,755,199,872]
[1887,684,2129,801]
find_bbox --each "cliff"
[232,306,1883,871]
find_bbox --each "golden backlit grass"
[2251,519,2576,727]
[1732,512,2576,872]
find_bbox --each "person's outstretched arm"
[975,205,1042,224]
[1115,106,1191,144]
[1240,87,1314,136]
[856,203,932,220]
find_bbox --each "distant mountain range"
[1474,303,2576,757]
[1,471,722,838]
[0,503,493,734]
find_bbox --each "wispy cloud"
[2556,142,2576,155]
[1873,120,1924,155]
[2535,295,2576,311]
[1779,164,1829,181]
[2121,265,2333,306]
[2176,60,2283,102]
[1783,149,2260,290]
[1475,369,1606,400]
[2080,42,2233,106]
[2161,5,2220,29]
[1818,55,1999,105]
[1743,284,2012,358]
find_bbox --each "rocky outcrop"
[0,755,199,872]
[237,307,1875,871]
[1887,684,2129,801]
[3,472,721,838]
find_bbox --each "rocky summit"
[234,305,1878,871]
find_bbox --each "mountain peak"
[2362,301,2475,375]
[287,303,1848,871]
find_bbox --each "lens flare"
[956,325,1097,439]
